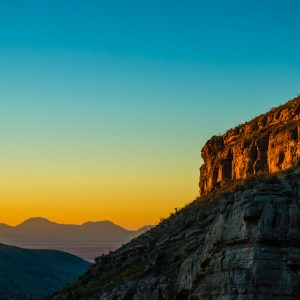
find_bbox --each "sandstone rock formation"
[49,166,300,300]
[49,97,300,300]
[200,96,300,194]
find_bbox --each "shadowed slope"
[48,97,300,299]
[0,243,90,300]
[49,165,300,299]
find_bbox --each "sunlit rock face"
[50,166,300,300]
[200,97,300,195]
[50,96,300,300]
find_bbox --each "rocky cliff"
[50,166,300,300]
[49,97,300,300]
[200,96,300,194]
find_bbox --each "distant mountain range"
[0,243,90,299]
[0,218,153,262]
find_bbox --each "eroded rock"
[49,97,300,300]
[50,166,300,300]
[200,97,300,194]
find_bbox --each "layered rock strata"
[200,97,300,194]
[50,166,300,300]
[49,97,300,300]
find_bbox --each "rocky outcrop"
[200,97,300,194]
[49,97,300,300]
[49,166,300,300]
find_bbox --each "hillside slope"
[0,244,90,300]
[49,97,300,299]
[49,166,300,299]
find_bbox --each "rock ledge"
[200,97,300,194]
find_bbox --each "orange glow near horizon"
[0,153,200,230]
[1,0,300,235]
[0,186,199,230]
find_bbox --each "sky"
[0,0,300,229]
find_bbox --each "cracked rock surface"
[200,97,300,194]
[49,166,300,300]
[49,97,300,300]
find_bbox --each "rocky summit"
[200,96,300,194]
[49,97,300,300]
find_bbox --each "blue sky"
[0,0,299,227]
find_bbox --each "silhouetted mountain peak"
[17,217,56,228]
[81,220,114,226]
[0,217,153,261]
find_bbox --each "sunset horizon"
[1,1,300,298]
[1,94,299,230]
[1,1,300,231]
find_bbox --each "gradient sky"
[0,0,300,229]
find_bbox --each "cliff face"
[50,166,300,300]
[200,97,300,194]
[49,97,300,300]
